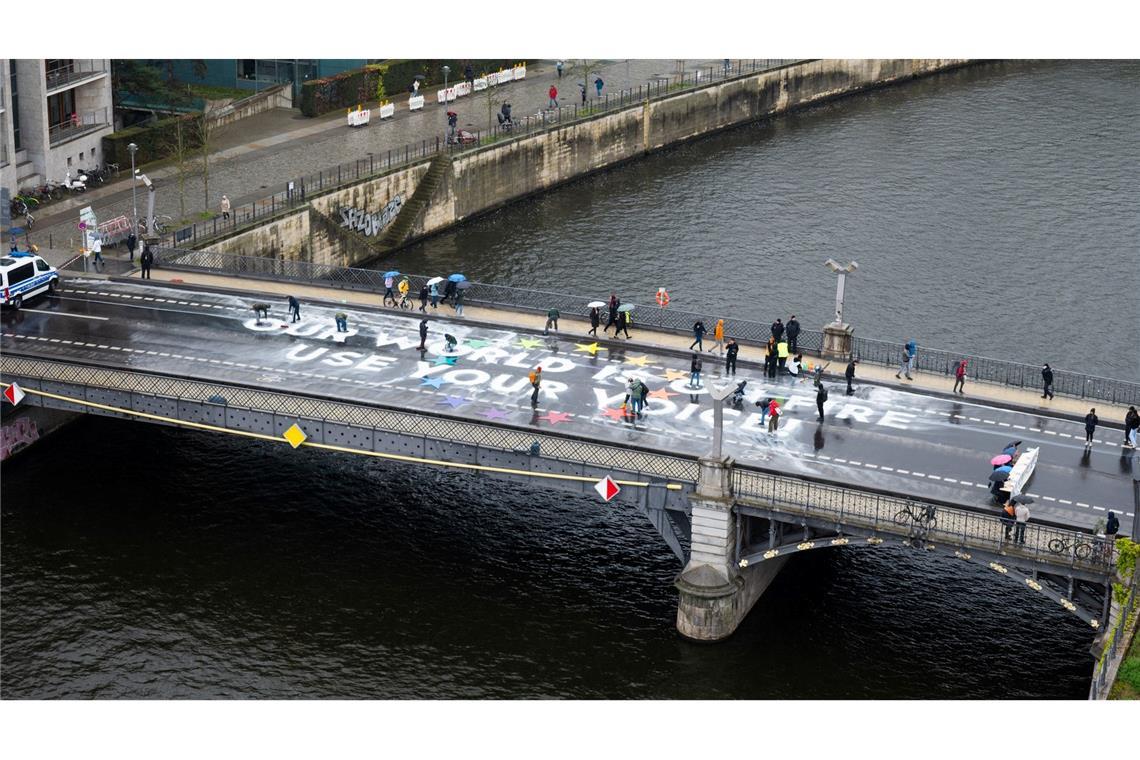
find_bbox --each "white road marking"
[21,308,108,321]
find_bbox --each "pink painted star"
[601,406,627,420]
[539,410,573,425]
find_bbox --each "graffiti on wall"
[1,416,40,461]
[339,195,404,237]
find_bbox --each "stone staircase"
[375,153,451,252]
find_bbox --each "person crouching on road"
[288,295,301,323]
[335,312,348,332]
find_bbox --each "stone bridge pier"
[675,456,787,641]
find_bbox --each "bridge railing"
[154,245,1140,407]
[1089,581,1136,699]
[731,468,1115,575]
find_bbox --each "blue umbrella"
[383,270,401,278]
[995,464,1013,474]
[448,273,466,282]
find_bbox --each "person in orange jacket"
[712,319,725,354]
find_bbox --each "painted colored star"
[420,376,446,388]
[663,369,689,382]
[601,406,628,420]
[575,341,601,355]
[433,355,458,365]
[624,354,652,366]
[466,338,491,349]
[438,395,467,408]
[480,407,511,420]
[516,337,544,349]
[648,387,677,400]
[539,410,573,425]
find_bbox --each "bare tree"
[194,104,222,214]
[571,59,600,107]
[481,70,507,139]
[165,117,198,222]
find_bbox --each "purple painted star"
[438,395,467,408]
[480,407,511,421]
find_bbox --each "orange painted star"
[648,387,677,400]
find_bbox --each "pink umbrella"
[991,454,1012,466]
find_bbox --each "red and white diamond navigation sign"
[594,475,621,502]
[3,382,26,406]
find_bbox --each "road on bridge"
[2,278,1135,532]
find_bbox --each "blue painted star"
[420,376,446,389]
[433,355,458,365]
[438,395,467,408]
[480,407,511,421]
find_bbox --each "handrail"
[1089,579,1136,699]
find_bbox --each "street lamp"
[822,259,859,359]
[127,142,139,233]
[441,65,450,108]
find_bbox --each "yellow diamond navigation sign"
[283,423,308,449]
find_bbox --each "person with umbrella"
[603,293,620,335]
[614,304,632,339]
[383,271,399,307]
[455,282,468,316]
[444,273,465,306]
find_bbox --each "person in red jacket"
[548,85,558,108]
[953,359,968,394]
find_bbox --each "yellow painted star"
[663,368,689,382]
[516,337,544,349]
[575,342,601,355]
[624,354,652,366]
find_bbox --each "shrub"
[102,115,202,167]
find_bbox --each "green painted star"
[466,338,491,349]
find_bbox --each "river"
[2,60,1132,699]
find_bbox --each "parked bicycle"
[893,501,937,531]
[1047,535,1094,560]
[138,214,173,235]
[10,194,39,216]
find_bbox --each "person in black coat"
[589,307,600,337]
[140,244,154,279]
[126,232,138,263]
[771,318,784,343]
[1041,363,1054,399]
[845,359,857,395]
[690,321,706,351]
[786,316,800,353]
[1084,408,1098,446]
[613,310,630,339]
[418,319,429,350]
[419,284,429,313]
[725,339,739,376]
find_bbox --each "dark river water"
[3,60,1131,699]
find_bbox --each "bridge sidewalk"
[119,268,1133,425]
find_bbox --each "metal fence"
[154,59,805,250]
[153,246,1140,406]
[1089,582,1136,699]
[732,468,1116,576]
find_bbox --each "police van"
[0,251,60,309]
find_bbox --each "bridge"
[1,272,1135,644]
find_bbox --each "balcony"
[49,107,110,146]
[45,60,108,94]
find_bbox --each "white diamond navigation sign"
[594,475,621,502]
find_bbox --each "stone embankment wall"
[205,59,970,264]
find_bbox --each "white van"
[0,251,60,309]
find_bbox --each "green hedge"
[300,59,521,117]
[103,115,202,168]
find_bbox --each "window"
[36,259,50,272]
[80,151,84,161]
[8,262,34,286]
[67,156,72,166]
[10,64,20,151]
[47,90,76,130]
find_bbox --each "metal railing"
[152,246,1140,406]
[732,468,1116,576]
[152,59,804,251]
[45,60,108,92]
[48,107,110,146]
[1089,581,1136,699]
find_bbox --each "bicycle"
[1047,535,1094,560]
[893,502,937,531]
[138,215,173,235]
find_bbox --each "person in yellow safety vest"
[713,319,725,354]
[777,339,790,372]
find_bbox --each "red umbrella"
[991,454,1012,466]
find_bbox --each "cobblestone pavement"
[18,59,731,259]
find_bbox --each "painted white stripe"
[21,308,108,321]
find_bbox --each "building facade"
[1,59,114,197]
[165,59,369,101]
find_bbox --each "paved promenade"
[11,59,726,254]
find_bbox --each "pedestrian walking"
[689,353,703,388]
[556,60,564,78]
[771,318,784,343]
[442,279,457,306]
[594,76,604,97]
[1084,408,1098,446]
[464,63,475,86]
[430,281,440,309]
[418,319,429,350]
[725,338,739,376]
[335,311,348,332]
[953,359,968,394]
[625,377,645,417]
[91,235,104,271]
[767,399,781,432]
[1041,363,1054,399]
[765,340,778,379]
[603,293,619,334]
[548,84,558,108]
[1106,511,1120,540]
[125,232,137,263]
[896,340,915,380]
[589,307,600,336]
[1014,500,1031,544]
[614,309,630,339]
[140,244,153,279]
[579,82,587,104]
[398,277,411,309]
[544,307,560,335]
[529,366,542,405]
[455,289,465,316]
[288,295,301,323]
[816,383,828,421]
[786,315,800,354]
[419,284,429,313]
[1001,500,1016,541]
[712,319,725,354]
[906,339,917,377]
[845,358,857,395]
[220,194,231,221]
[690,320,706,351]
[1124,406,1139,448]
[383,275,396,307]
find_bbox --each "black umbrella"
[456,280,473,290]
[988,470,1010,483]
[1003,440,1023,450]
[1010,494,1036,505]
[413,74,426,81]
